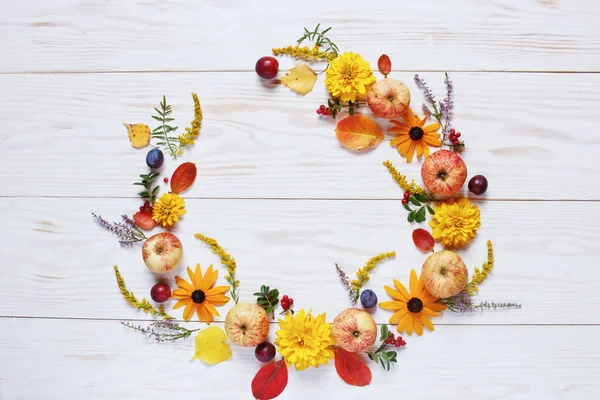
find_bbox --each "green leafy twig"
[133,172,160,204]
[151,95,180,159]
[121,320,201,342]
[403,193,435,223]
[297,23,339,57]
[327,98,363,118]
[366,325,400,371]
[254,285,280,318]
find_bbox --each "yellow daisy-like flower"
[429,197,481,249]
[324,52,376,103]
[152,192,186,228]
[379,270,446,336]
[172,264,230,323]
[274,309,335,371]
[389,108,442,163]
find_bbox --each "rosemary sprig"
[133,172,160,204]
[151,95,180,159]
[121,320,200,342]
[297,23,339,57]
[366,325,400,371]
[254,285,280,318]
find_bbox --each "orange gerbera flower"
[379,270,446,336]
[172,264,230,323]
[389,108,442,163]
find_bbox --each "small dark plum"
[468,175,488,195]
[255,56,279,79]
[150,283,171,303]
[255,342,276,363]
[146,148,164,169]
[360,289,378,309]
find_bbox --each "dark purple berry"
[468,175,488,195]
[146,148,164,169]
[360,289,378,309]
[255,342,276,363]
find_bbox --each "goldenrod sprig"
[195,233,240,303]
[383,160,428,197]
[113,266,173,319]
[464,240,494,295]
[350,252,396,304]
[176,92,202,155]
[272,44,335,61]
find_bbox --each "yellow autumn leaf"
[190,326,232,365]
[279,63,318,95]
[123,123,151,148]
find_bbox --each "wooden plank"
[1,72,598,200]
[2,0,600,73]
[1,318,598,399]
[0,197,597,324]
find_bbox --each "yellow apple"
[225,303,269,347]
[141,232,182,274]
[331,308,377,352]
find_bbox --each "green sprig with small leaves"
[297,23,339,57]
[366,325,399,371]
[403,193,435,223]
[133,172,160,204]
[327,98,363,118]
[151,95,180,159]
[254,285,280,318]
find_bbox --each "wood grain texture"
[1,0,600,73]
[1,72,598,200]
[1,197,597,324]
[1,318,599,400]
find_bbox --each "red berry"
[150,283,171,303]
[456,132,461,138]
[255,342,276,363]
[282,295,288,301]
[163,177,168,183]
[288,298,293,305]
[449,128,455,134]
[255,56,279,79]
[403,191,411,199]
[402,199,408,205]
[317,109,322,115]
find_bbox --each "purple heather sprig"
[92,213,147,247]
[335,263,356,303]
[121,320,201,342]
[438,291,521,313]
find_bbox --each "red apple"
[421,150,467,195]
[421,250,468,298]
[225,303,270,347]
[331,308,377,352]
[142,232,182,274]
[367,78,410,119]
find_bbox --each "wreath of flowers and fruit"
[92,24,521,400]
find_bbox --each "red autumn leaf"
[334,347,372,387]
[133,211,156,231]
[335,115,384,151]
[378,54,392,77]
[251,360,288,400]
[170,162,197,194]
[413,228,435,252]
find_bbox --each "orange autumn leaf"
[378,54,391,77]
[335,115,384,151]
[170,162,197,194]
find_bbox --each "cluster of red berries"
[385,332,407,348]
[139,201,152,214]
[448,128,461,146]
[281,295,294,311]
[316,105,333,116]
[401,191,411,205]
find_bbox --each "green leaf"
[415,194,429,203]
[409,197,421,206]
[349,107,355,116]
[427,205,435,215]
[138,191,150,198]
[403,203,412,212]
[415,207,427,223]
[407,211,416,223]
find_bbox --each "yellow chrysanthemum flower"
[429,197,481,249]
[324,52,376,103]
[152,192,186,228]
[274,309,335,371]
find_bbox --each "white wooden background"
[1,0,600,399]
